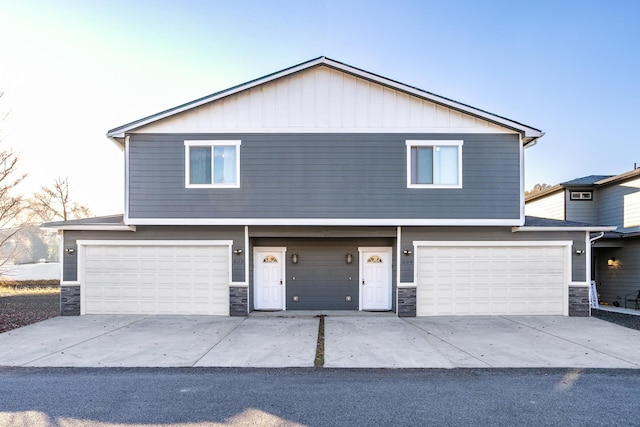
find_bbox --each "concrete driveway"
[0,313,638,368]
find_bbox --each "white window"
[406,140,463,188]
[570,191,592,200]
[184,140,241,188]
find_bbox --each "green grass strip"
[314,314,325,368]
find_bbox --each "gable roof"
[107,56,544,148]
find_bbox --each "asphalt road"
[1,368,638,426]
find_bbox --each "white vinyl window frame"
[184,140,241,188]
[406,140,463,189]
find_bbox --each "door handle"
[280,280,283,285]
[362,280,365,286]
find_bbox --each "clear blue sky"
[1,0,638,215]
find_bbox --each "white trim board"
[123,217,526,226]
[413,240,573,247]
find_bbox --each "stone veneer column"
[229,286,248,316]
[397,287,417,317]
[568,286,590,317]
[60,285,81,316]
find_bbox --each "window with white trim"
[184,140,241,188]
[406,140,463,188]
[570,191,592,200]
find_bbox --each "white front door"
[360,247,392,311]
[254,247,286,310]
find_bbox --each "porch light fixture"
[233,249,243,255]
[346,253,353,264]
[292,253,299,264]
[575,249,584,255]
[403,249,413,256]
[607,257,616,267]
[65,247,75,254]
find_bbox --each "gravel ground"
[0,289,60,334]
[592,308,640,331]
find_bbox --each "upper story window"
[406,140,463,188]
[184,140,241,188]
[570,191,593,201]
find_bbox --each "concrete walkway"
[0,313,638,368]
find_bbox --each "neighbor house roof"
[41,215,135,231]
[561,175,613,186]
[106,56,544,148]
[512,216,616,232]
[526,168,640,202]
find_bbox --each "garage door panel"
[83,244,230,315]
[416,245,566,316]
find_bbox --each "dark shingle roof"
[561,175,613,186]
[524,216,595,227]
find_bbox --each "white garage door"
[82,243,230,315]
[416,243,568,316]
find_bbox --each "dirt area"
[0,286,60,333]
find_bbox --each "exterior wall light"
[233,249,243,255]
[607,257,617,267]
[346,253,353,264]
[292,254,299,264]
[403,250,413,256]
[65,247,76,254]
[575,250,584,255]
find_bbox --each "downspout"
[588,232,605,283]
[586,232,606,312]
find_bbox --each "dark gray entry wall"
[250,237,395,311]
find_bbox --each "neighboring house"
[526,168,640,307]
[43,57,612,317]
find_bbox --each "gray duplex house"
[45,57,611,317]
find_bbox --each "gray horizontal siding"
[594,240,640,306]
[62,226,245,282]
[250,237,395,311]
[565,190,598,224]
[128,133,521,220]
[400,227,587,283]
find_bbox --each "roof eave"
[512,225,617,232]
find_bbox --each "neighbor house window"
[406,140,463,188]
[570,191,593,200]
[184,140,241,188]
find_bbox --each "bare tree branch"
[29,177,92,222]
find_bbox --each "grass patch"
[314,314,325,368]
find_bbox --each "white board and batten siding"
[78,240,232,315]
[415,241,571,316]
[135,66,514,134]
[524,191,565,220]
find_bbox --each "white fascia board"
[47,225,136,231]
[413,240,574,247]
[322,58,543,139]
[107,58,327,138]
[77,240,233,246]
[125,217,524,226]
[512,226,617,232]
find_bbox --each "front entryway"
[359,247,392,310]
[254,247,286,310]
